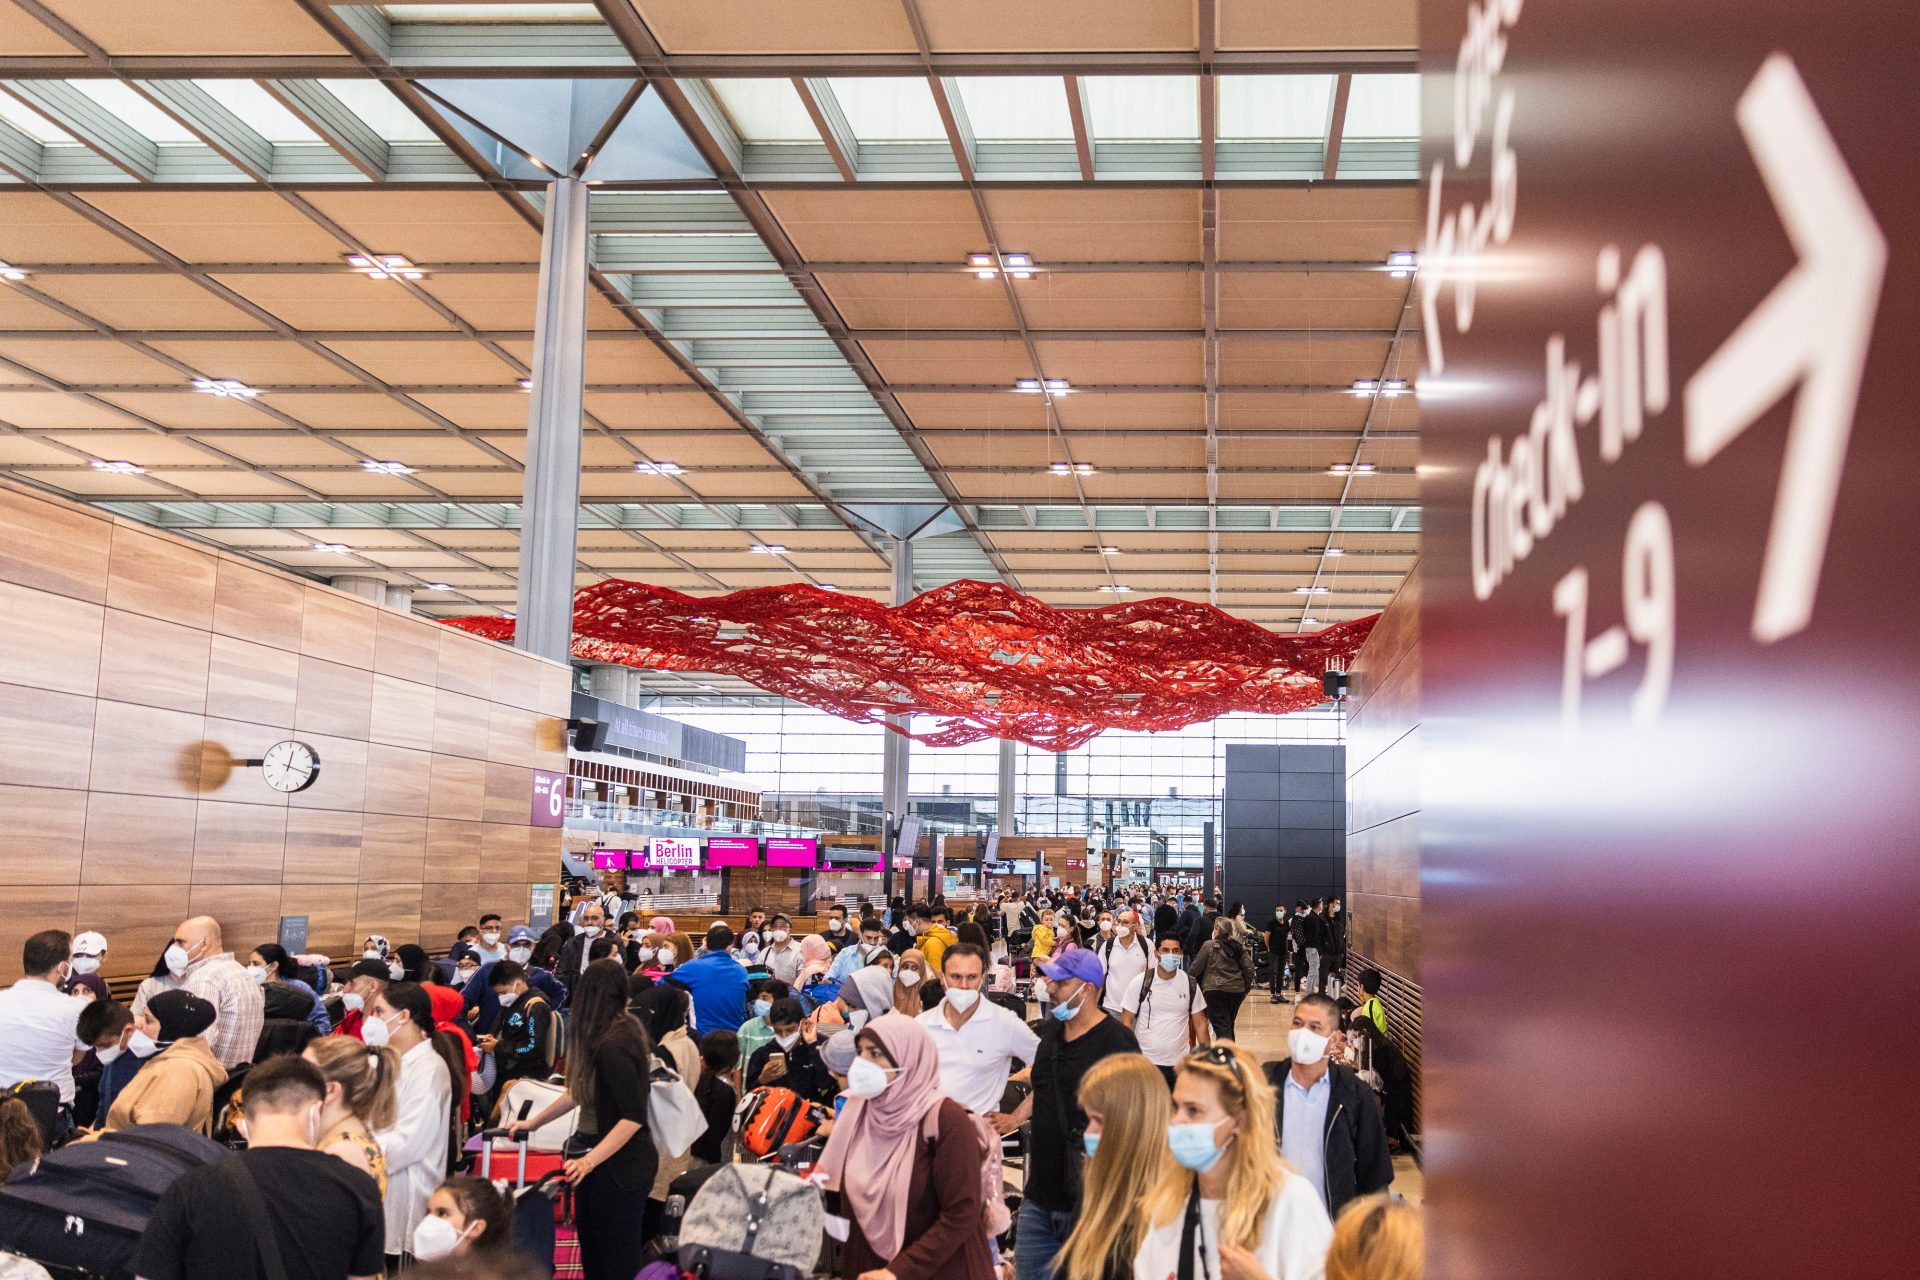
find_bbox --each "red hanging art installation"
[446,579,1375,751]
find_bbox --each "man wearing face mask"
[1094,910,1152,1018]
[557,902,607,990]
[742,996,835,1103]
[469,913,508,965]
[919,943,1038,1129]
[132,1054,385,1280]
[1120,937,1211,1082]
[1260,993,1392,1216]
[816,904,852,953]
[63,930,109,1001]
[761,914,801,985]
[478,961,556,1097]
[1017,948,1138,1280]
[827,916,889,982]
[144,915,263,1070]
[330,961,390,1041]
[0,929,88,1108]
[461,925,568,1038]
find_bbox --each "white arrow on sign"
[1684,53,1886,644]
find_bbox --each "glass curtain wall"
[662,704,1344,870]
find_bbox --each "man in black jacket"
[1262,993,1392,1217]
[1262,908,1291,1003]
[1152,897,1179,943]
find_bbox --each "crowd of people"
[0,881,1418,1280]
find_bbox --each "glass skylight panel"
[1084,76,1199,141]
[1217,74,1336,139]
[0,94,74,143]
[708,79,820,143]
[952,77,1074,141]
[824,78,946,142]
[318,79,440,141]
[192,80,321,143]
[1343,74,1419,137]
[381,4,601,19]
[68,80,197,143]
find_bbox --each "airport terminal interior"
[0,2,1905,1278]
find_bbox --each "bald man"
[160,916,264,1068]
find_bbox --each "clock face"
[260,740,320,793]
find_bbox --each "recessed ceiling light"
[90,459,144,475]
[1296,585,1330,594]
[1301,616,1320,624]
[749,544,786,555]
[1386,251,1417,278]
[1016,378,1041,392]
[818,583,838,592]
[975,268,997,280]
[427,583,452,592]
[1094,545,1120,555]
[313,542,351,555]
[517,379,533,391]
[1003,253,1033,268]
[1044,378,1071,392]
[0,262,26,282]
[1328,462,1377,475]
[1320,547,1346,556]
[968,253,994,268]
[348,252,426,281]
[193,378,257,398]
[1099,584,1133,593]
[1049,462,1097,476]
[360,460,413,475]
[634,461,685,476]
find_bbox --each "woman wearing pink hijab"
[815,1013,996,1280]
[796,933,834,985]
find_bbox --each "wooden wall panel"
[0,579,102,696]
[0,478,570,982]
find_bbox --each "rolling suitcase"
[473,1120,561,1268]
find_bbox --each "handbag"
[650,1064,706,1159]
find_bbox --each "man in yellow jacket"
[912,904,958,972]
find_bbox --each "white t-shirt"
[1133,1173,1333,1280]
[917,999,1040,1114]
[1097,933,1153,1014]
[1119,970,1207,1067]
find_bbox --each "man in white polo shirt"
[918,941,1039,1133]
[0,929,85,1106]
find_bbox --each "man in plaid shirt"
[141,916,264,1069]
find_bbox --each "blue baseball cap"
[507,925,538,943]
[1038,947,1104,987]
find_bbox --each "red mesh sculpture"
[447,579,1375,751]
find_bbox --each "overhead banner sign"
[1420,1,1911,1275]
[643,837,701,869]
[591,850,630,871]
[705,836,759,868]
[765,837,818,868]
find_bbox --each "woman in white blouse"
[1134,1042,1332,1280]
[368,983,455,1266]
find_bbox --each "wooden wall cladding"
[0,479,570,982]
[1345,561,1422,981]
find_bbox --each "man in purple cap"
[1014,946,1140,1280]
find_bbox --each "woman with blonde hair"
[1055,1055,1177,1280]
[1135,1042,1331,1280]
[1325,1195,1421,1280]
[304,1032,401,1196]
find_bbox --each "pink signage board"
[765,837,818,868]
[591,850,629,871]
[705,836,759,868]
[643,837,702,869]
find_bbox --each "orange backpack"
[735,1086,818,1159]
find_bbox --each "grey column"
[880,536,913,836]
[997,737,1017,836]
[513,177,590,663]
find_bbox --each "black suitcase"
[0,1123,230,1279]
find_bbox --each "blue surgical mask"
[1168,1120,1229,1172]
[1082,1130,1100,1158]
[753,998,773,1020]
[1050,984,1082,1022]
[1158,953,1181,973]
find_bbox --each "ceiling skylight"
[952,77,1074,141]
[317,79,441,142]
[1343,74,1420,137]
[1217,75,1336,139]
[708,79,820,143]
[192,80,322,143]
[824,78,947,142]
[1084,76,1199,141]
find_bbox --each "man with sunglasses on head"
[1260,993,1392,1217]
[1015,948,1138,1280]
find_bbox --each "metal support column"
[880,536,914,899]
[997,737,1017,838]
[513,177,590,663]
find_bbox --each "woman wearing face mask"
[414,1176,509,1262]
[658,931,696,972]
[101,991,226,1135]
[367,983,458,1267]
[1056,1055,1176,1280]
[815,1012,995,1280]
[132,948,182,1015]
[892,949,934,1016]
[250,943,330,1033]
[1136,1043,1332,1280]
[303,1033,400,1195]
[507,960,657,1280]
[638,983,699,1239]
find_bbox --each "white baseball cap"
[72,931,107,957]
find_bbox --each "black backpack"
[0,1123,231,1279]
